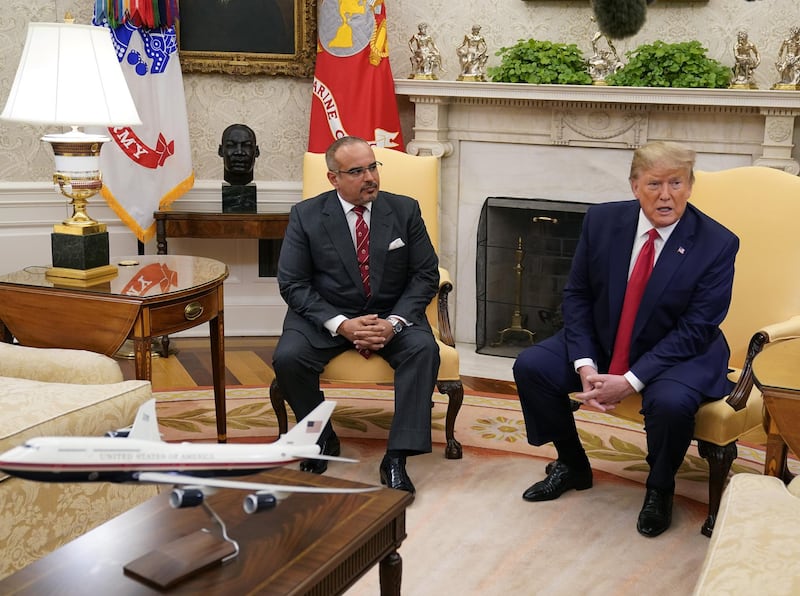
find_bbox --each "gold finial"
[64,12,75,24]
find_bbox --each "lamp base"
[49,229,117,286]
[46,271,118,290]
[46,263,118,286]
[51,230,110,270]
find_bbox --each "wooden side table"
[752,337,800,480]
[0,255,231,442]
[154,210,290,255]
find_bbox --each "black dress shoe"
[637,488,673,537]
[299,433,341,475]
[379,455,415,493]
[522,460,592,502]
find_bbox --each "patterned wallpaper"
[1,0,799,186]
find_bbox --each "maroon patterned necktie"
[609,228,658,375]
[353,205,372,358]
[353,205,371,298]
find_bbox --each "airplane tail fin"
[126,399,163,442]
[277,401,336,447]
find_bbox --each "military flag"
[309,0,404,152]
[92,1,192,243]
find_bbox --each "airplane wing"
[136,471,379,495]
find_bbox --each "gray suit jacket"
[278,189,439,349]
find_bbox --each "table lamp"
[1,18,141,283]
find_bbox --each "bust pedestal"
[222,183,257,213]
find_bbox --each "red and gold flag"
[309,0,404,152]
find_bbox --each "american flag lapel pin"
[677,247,685,255]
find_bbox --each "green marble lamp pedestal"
[48,226,117,285]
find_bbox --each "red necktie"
[353,205,372,358]
[608,228,659,375]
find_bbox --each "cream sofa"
[0,342,157,578]
[693,473,800,595]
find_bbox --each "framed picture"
[178,0,318,77]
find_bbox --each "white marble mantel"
[393,80,800,344]
[395,80,800,171]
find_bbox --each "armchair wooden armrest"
[435,266,455,347]
[727,314,800,411]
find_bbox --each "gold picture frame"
[178,0,318,77]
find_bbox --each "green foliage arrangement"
[606,40,731,88]
[488,39,593,85]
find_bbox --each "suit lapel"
[366,194,393,298]
[320,192,363,292]
[608,205,640,328]
[635,208,697,332]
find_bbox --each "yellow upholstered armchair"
[607,166,800,536]
[269,148,463,459]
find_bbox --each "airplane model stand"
[124,501,239,589]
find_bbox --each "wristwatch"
[388,317,404,335]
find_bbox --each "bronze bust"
[218,124,260,186]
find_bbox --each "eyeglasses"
[331,161,382,178]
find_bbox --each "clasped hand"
[337,314,393,353]
[573,366,636,412]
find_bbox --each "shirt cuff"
[624,371,645,393]
[573,357,597,373]
[324,315,348,337]
[388,314,412,327]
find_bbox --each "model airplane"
[0,399,376,513]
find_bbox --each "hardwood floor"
[117,336,515,395]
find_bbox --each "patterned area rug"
[154,385,773,504]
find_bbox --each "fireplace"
[476,197,589,358]
[396,80,795,348]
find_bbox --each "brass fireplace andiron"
[492,237,535,347]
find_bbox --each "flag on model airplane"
[92,1,193,243]
[308,0,404,152]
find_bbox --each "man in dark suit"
[273,136,440,493]
[514,141,738,537]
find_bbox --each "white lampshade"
[1,21,141,127]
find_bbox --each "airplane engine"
[169,487,204,508]
[243,492,278,514]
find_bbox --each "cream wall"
[1,0,799,337]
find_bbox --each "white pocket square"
[388,238,406,251]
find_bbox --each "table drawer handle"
[184,302,204,321]
[532,216,559,224]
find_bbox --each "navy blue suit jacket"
[562,200,739,398]
[277,189,439,349]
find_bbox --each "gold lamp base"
[46,263,119,287]
[43,128,115,281]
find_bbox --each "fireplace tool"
[492,236,535,347]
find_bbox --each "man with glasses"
[273,136,440,493]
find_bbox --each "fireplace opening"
[476,197,589,358]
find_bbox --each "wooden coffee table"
[0,468,413,595]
